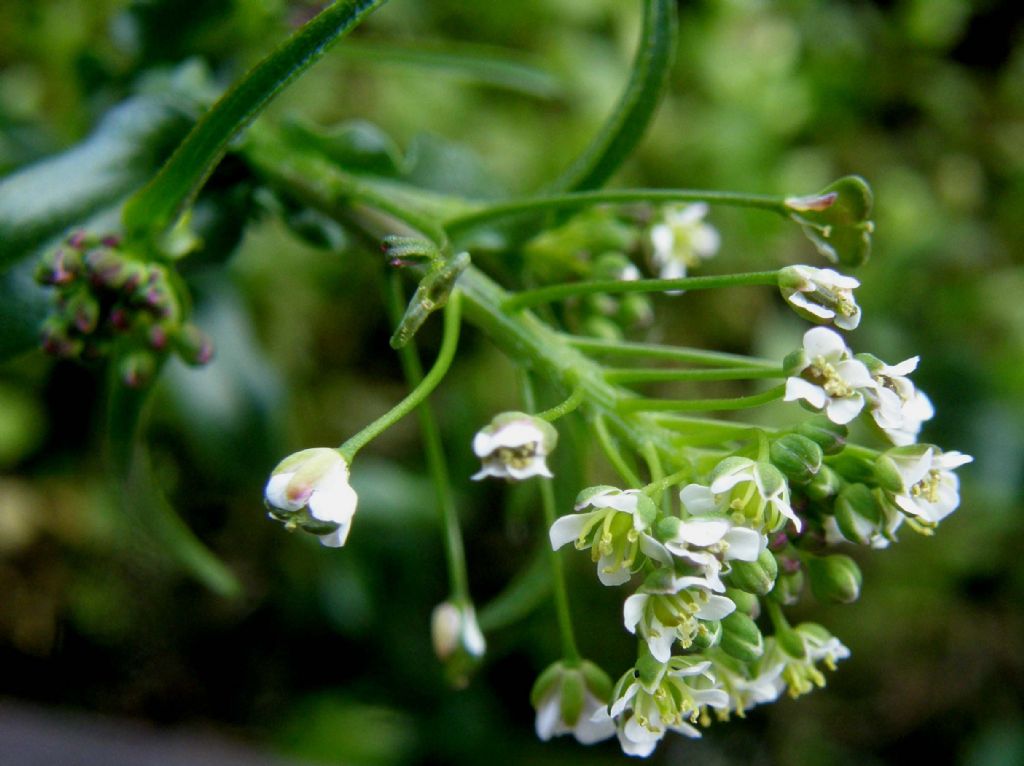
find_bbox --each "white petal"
[679,484,718,514]
[623,594,648,634]
[488,421,545,450]
[609,683,639,717]
[671,518,729,547]
[573,702,616,744]
[785,377,828,409]
[648,628,676,664]
[549,512,597,550]
[836,358,874,388]
[624,713,663,745]
[802,326,847,360]
[535,693,561,741]
[722,527,765,561]
[695,594,736,621]
[639,535,673,566]
[265,472,301,510]
[825,393,865,425]
[789,292,835,320]
[597,558,633,587]
[650,224,674,259]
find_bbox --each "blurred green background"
[1,1,1022,764]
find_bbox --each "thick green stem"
[389,276,470,601]
[340,291,462,460]
[446,188,786,237]
[523,377,580,664]
[503,271,780,310]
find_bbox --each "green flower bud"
[725,587,760,617]
[806,464,842,502]
[720,611,764,662]
[806,554,863,604]
[727,549,778,595]
[834,483,882,545]
[431,600,486,689]
[770,434,824,485]
[174,324,215,366]
[776,624,808,660]
[618,293,654,328]
[119,350,157,388]
[581,316,623,341]
[795,416,848,456]
[770,566,805,606]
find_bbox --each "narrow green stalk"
[445,188,787,236]
[605,366,784,385]
[123,0,388,242]
[641,441,664,483]
[619,384,787,413]
[642,467,691,498]
[566,335,778,369]
[523,376,580,664]
[340,290,462,460]
[503,271,780,310]
[536,386,585,422]
[593,414,643,487]
[389,275,469,600]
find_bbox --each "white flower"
[680,457,800,533]
[471,412,558,481]
[624,586,735,662]
[649,203,721,282]
[762,624,851,699]
[532,661,616,745]
[707,650,784,718]
[431,601,486,662]
[863,355,935,445]
[784,327,876,425]
[549,487,670,586]
[658,513,768,592]
[264,448,358,547]
[878,446,972,524]
[778,265,861,330]
[595,656,729,757]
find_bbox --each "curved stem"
[642,467,692,498]
[605,366,784,385]
[593,414,643,487]
[536,386,585,422]
[388,275,469,601]
[446,188,787,237]
[566,335,778,370]
[618,384,786,414]
[523,376,580,664]
[503,271,780,310]
[340,290,462,460]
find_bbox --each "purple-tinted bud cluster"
[34,230,214,386]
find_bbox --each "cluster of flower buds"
[34,230,213,386]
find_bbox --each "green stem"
[642,467,691,498]
[566,335,778,369]
[641,441,664,484]
[445,188,787,236]
[503,271,780,310]
[340,290,462,460]
[593,415,642,487]
[605,366,784,385]
[766,599,790,632]
[619,384,787,413]
[388,275,469,601]
[123,0,388,242]
[536,386,585,422]
[523,376,580,664]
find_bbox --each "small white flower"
[264,448,358,547]
[762,624,851,699]
[878,446,972,525]
[624,586,735,662]
[549,487,670,586]
[680,457,800,534]
[707,650,784,718]
[532,661,616,745]
[778,265,861,330]
[784,327,876,425]
[863,355,935,445]
[658,513,768,592]
[595,656,729,757]
[471,412,558,481]
[649,203,720,282]
[431,601,486,662]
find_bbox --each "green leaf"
[547,0,677,193]
[122,0,389,242]
[282,118,404,177]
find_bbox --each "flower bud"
[63,290,100,335]
[119,350,157,388]
[264,448,358,547]
[806,464,842,502]
[580,316,623,341]
[530,660,615,745]
[431,600,486,688]
[778,265,861,330]
[725,587,761,617]
[770,434,823,486]
[770,566,805,606]
[795,416,848,455]
[720,611,764,662]
[727,549,778,595]
[174,323,215,366]
[618,293,654,328]
[834,483,882,545]
[806,554,862,604]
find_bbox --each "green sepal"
[635,493,659,527]
[771,434,823,485]
[834,483,882,545]
[786,176,875,267]
[795,416,848,456]
[720,611,764,662]
[692,620,722,650]
[530,662,565,708]
[725,587,761,616]
[635,647,664,691]
[574,485,619,508]
[580,660,613,701]
[559,669,586,727]
[806,464,842,502]
[727,549,778,596]
[806,554,863,604]
[770,567,805,606]
[873,452,907,493]
[776,624,807,661]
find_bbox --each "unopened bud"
[581,316,623,341]
[725,587,761,617]
[770,565,805,606]
[834,483,882,545]
[530,660,613,744]
[727,549,778,595]
[771,434,823,485]
[720,611,764,662]
[120,350,157,388]
[174,324,214,365]
[806,554,863,604]
[795,416,848,455]
[431,600,486,689]
[806,464,842,502]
